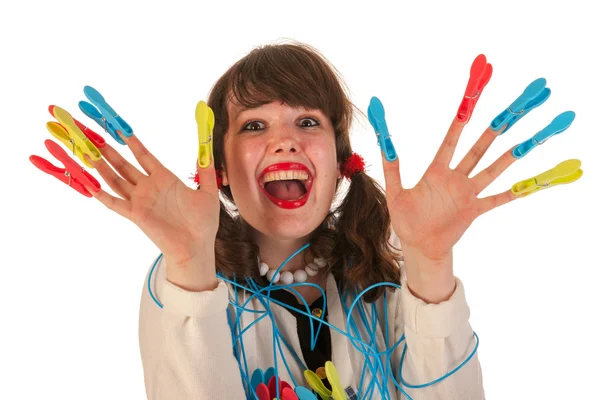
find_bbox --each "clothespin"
[195,101,215,168]
[30,139,101,197]
[79,85,133,144]
[255,383,270,400]
[48,105,106,149]
[281,387,299,400]
[48,106,102,168]
[324,361,347,400]
[79,100,125,145]
[251,367,265,391]
[267,376,296,400]
[294,386,318,400]
[511,159,582,197]
[251,367,301,400]
[490,78,550,134]
[304,369,331,400]
[256,384,300,400]
[368,96,397,162]
[512,111,576,158]
[304,361,347,400]
[456,54,492,123]
[263,366,276,388]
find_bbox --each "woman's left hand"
[382,118,517,264]
[377,114,519,301]
[369,66,582,302]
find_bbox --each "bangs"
[225,44,349,128]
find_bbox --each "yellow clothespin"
[325,361,347,400]
[304,369,330,400]
[195,101,215,168]
[304,361,347,400]
[511,159,583,197]
[49,106,102,168]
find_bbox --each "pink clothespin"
[255,383,270,400]
[456,54,492,123]
[30,139,101,197]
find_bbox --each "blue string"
[340,289,377,397]
[147,253,163,308]
[233,275,252,395]
[398,332,480,389]
[146,249,479,399]
[343,286,389,398]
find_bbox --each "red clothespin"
[265,375,297,400]
[30,139,101,197]
[456,54,492,123]
[48,105,106,149]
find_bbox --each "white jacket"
[139,252,484,399]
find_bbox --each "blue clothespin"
[367,96,397,162]
[512,111,576,158]
[78,86,133,145]
[79,101,125,145]
[295,386,318,400]
[251,368,265,391]
[262,366,276,389]
[490,78,550,134]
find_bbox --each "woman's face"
[222,101,340,240]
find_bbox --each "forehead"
[228,100,324,120]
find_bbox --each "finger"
[381,157,403,199]
[90,157,134,200]
[433,118,466,166]
[471,148,517,194]
[455,126,499,176]
[195,102,219,194]
[477,189,517,216]
[97,142,145,185]
[366,97,402,196]
[90,188,131,219]
[195,157,219,195]
[119,132,163,175]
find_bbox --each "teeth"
[262,170,309,183]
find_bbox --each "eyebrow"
[232,103,325,121]
[233,106,252,121]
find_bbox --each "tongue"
[265,180,305,200]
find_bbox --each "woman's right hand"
[88,130,220,291]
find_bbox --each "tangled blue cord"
[147,246,479,400]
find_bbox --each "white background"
[2,0,599,399]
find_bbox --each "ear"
[337,161,342,179]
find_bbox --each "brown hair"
[206,41,402,302]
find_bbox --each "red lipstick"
[258,162,313,209]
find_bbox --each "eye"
[242,120,265,131]
[298,117,319,128]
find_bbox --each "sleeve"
[138,254,247,399]
[392,269,485,400]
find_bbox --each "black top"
[268,288,333,390]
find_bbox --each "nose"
[267,127,301,155]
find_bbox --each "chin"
[260,217,319,240]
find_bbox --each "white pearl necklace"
[258,256,329,284]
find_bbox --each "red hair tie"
[341,153,366,180]
[192,169,223,189]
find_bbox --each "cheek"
[313,142,338,176]
[227,142,262,184]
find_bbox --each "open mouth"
[258,163,313,209]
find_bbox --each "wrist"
[402,245,456,304]
[164,246,217,292]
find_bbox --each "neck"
[253,232,312,272]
